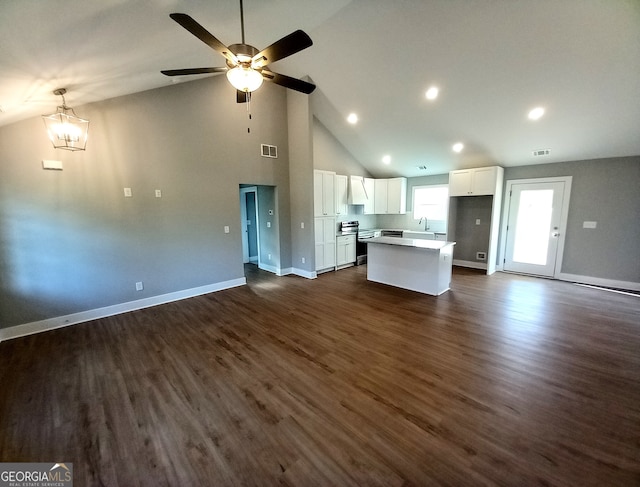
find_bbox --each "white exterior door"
[503,179,570,277]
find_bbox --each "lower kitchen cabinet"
[336,234,356,267]
[315,217,336,271]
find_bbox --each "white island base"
[367,237,456,296]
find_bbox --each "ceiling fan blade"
[262,70,316,94]
[161,67,227,77]
[169,13,238,65]
[237,91,249,103]
[252,30,313,68]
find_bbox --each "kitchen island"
[367,237,456,295]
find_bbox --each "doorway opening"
[500,177,572,278]
[240,186,259,267]
[239,185,279,280]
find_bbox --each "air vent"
[261,144,278,158]
[416,165,428,170]
[532,149,551,157]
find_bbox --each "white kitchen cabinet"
[449,166,501,196]
[374,177,407,214]
[374,179,388,214]
[363,178,375,214]
[314,170,336,217]
[315,217,336,271]
[387,177,407,214]
[335,174,348,216]
[336,234,356,267]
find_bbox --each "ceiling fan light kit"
[161,0,315,101]
[42,88,89,151]
[227,65,263,93]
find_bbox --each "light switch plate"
[583,221,597,229]
[224,226,230,233]
[124,188,132,197]
[42,159,63,170]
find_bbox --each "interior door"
[503,181,566,277]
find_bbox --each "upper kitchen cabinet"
[374,177,407,214]
[335,174,348,216]
[449,166,503,196]
[314,170,336,217]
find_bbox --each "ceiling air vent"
[261,144,278,158]
[416,165,428,170]
[532,149,551,157]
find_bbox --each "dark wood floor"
[1,265,639,486]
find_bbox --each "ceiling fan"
[161,0,316,103]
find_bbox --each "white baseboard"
[258,262,281,275]
[0,278,246,343]
[557,273,640,292]
[289,267,317,279]
[453,259,487,270]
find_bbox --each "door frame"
[240,186,260,267]
[498,176,572,278]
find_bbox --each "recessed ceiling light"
[425,86,439,100]
[528,107,545,120]
[452,142,464,153]
[382,155,391,164]
[347,113,358,124]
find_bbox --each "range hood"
[349,176,369,205]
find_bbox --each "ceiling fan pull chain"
[247,90,252,133]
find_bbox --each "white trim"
[281,267,317,279]
[0,278,246,342]
[258,262,280,275]
[453,259,488,270]
[557,272,640,293]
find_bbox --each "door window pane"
[513,189,553,265]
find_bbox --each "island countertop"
[367,236,456,250]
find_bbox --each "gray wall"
[0,76,294,329]
[287,90,315,274]
[503,156,640,282]
[450,196,493,262]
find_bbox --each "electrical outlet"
[224,226,230,233]
[301,257,306,264]
[267,222,271,228]
[135,281,144,291]
[301,222,305,229]
[268,253,271,260]
[155,189,162,198]
[475,219,481,225]
[124,187,132,197]
[476,252,486,261]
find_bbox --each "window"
[412,185,449,229]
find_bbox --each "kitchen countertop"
[367,236,455,250]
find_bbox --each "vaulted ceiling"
[1,0,639,177]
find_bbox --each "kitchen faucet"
[419,217,429,231]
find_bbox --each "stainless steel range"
[340,221,380,265]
